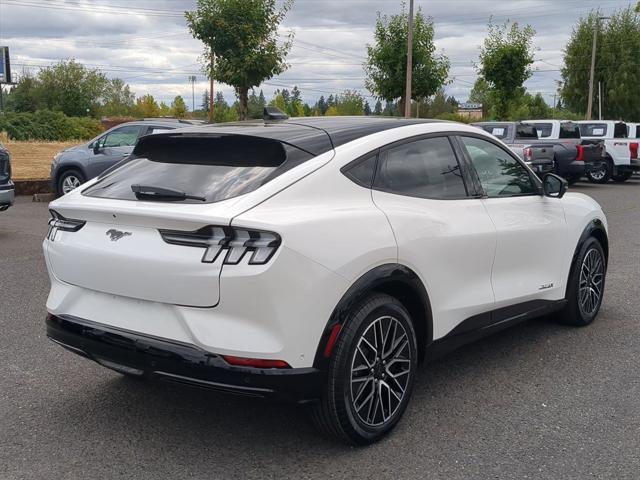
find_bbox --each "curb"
[14,179,53,196]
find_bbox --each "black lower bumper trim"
[46,314,324,402]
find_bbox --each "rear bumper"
[46,314,324,403]
[559,161,586,177]
[630,159,640,172]
[0,182,15,210]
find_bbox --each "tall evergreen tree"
[364,101,372,116]
[373,100,383,115]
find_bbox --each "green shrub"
[0,110,103,141]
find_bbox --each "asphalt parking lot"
[1,179,639,480]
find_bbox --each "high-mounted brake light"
[222,355,291,369]
[159,225,281,265]
[576,145,585,162]
[629,142,638,159]
[47,210,86,241]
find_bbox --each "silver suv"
[50,118,203,196]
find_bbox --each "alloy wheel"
[349,315,412,427]
[578,248,604,316]
[589,168,606,181]
[62,175,81,194]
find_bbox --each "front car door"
[371,134,497,339]
[87,125,143,179]
[456,134,568,308]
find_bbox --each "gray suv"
[0,142,14,212]
[51,119,202,196]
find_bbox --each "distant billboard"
[0,47,12,84]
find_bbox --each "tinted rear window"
[83,134,314,204]
[559,123,580,139]
[579,123,607,137]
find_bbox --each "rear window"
[83,134,314,204]
[579,123,607,137]
[514,124,538,139]
[559,123,580,139]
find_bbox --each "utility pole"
[188,75,196,113]
[587,16,610,120]
[553,93,556,119]
[404,0,414,118]
[598,81,602,120]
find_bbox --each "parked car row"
[476,119,640,184]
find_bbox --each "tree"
[186,0,293,120]
[468,77,493,117]
[269,92,287,112]
[336,90,365,115]
[101,78,135,117]
[213,91,239,122]
[317,95,327,115]
[364,101,372,116]
[6,71,41,113]
[562,8,640,120]
[201,89,210,116]
[478,20,536,119]
[171,95,188,118]
[159,102,171,116]
[38,60,109,116]
[248,89,266,118]
[135,94,160,117]
[373,100,383,115]
[365,6,449,113]
[325,105,339,116]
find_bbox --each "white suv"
[44,117,608,444]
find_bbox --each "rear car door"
[457,135,568,307]
[371,134,496,339]
[87,125,143,178]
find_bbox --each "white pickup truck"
[576,121,639,183]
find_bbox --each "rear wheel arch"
[565,219,608,298]
[313,263,433,370]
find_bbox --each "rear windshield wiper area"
[131,184,206,202]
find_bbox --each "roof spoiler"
[264,107,288,122]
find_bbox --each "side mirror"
[542,173,568,198]
[93,143,102,155]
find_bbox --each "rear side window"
[532,123,552,138]
[515,124,538,139]
[479,125,510,140]
[343,154,377,187]
[374,136,467,199]
[614,123,628,138]
[83,134,314,204]
[559,123,580,139]
[579,123,607,137]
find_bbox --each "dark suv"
[51,118,203,196]
[0,142,14,211]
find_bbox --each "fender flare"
[565,218,608,298]
[312,263,433,369]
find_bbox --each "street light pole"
[404,0,414,118]
[188,75,196,113]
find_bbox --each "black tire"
[611,171,632,183]
[309,293,418,445]
[557,237,606,326]
[56,169,85,197]
[586,160,611,184]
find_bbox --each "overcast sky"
[0,0,631,109]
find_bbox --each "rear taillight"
[222,355,291,369]
[523,147,533,161]
[47,210,86,241]
[630,142,638,159]
[576,145,584,162]
[159,225,281,265]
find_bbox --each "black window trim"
[453,132,543,199]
